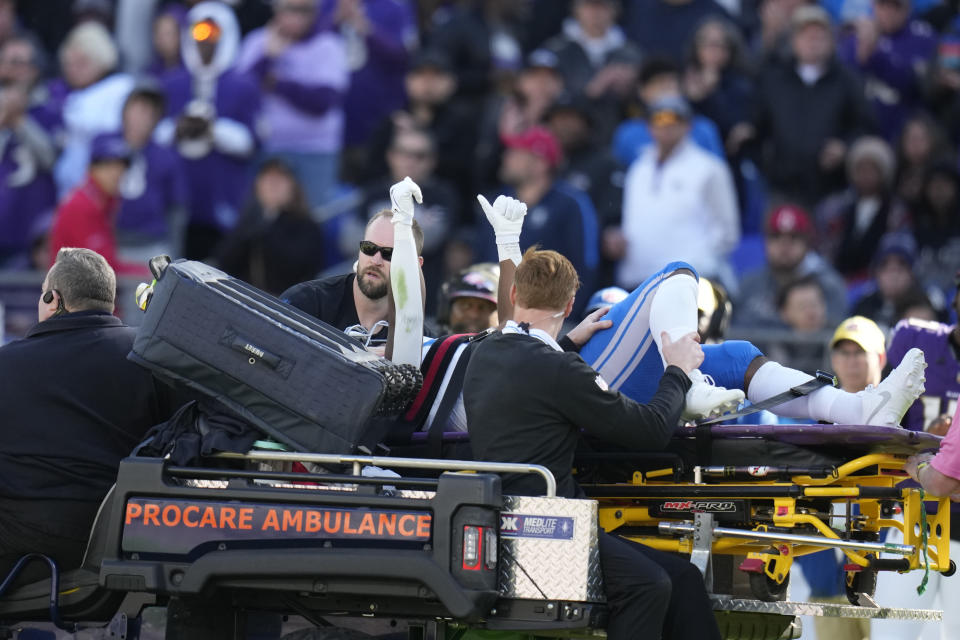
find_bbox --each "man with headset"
[0,248,183,582]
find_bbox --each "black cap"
[546,93,595,125]
[125,78,167,110]
[410,49,453,74]
[526,48,560,71]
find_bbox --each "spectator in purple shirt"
[838,0,937,141]
[155,1,260,260]
[0,82,57,269]
[146,4,187,79]
[326,0,417,175]
[0,35,59,268]
[236,0,349,210]
[116,83,188,263]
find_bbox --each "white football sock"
[649,273,699,369]
[747,361,861,423]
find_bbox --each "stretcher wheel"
[748,571,789,602]
[845,562,877,606]
[941,560,957,577]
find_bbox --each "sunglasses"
[359,240,393,261]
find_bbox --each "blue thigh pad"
[700,340,764,392]
[581,261,698,404]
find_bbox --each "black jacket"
[0,311,181,528]
[464,331,690,498]
[215,206,325,296]
[754,58,872,203]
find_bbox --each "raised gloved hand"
[389,176,423,226]
[477,194,527,266]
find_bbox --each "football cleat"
[682,369,745,421]
[859,347,926,427]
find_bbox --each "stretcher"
[578,423,954,606]
[0,435,946,640]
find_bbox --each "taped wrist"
[497,243,522,266]
[496,233,521,265]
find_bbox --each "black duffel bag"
[129,260,420,454]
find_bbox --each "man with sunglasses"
[281,208,425,348]
[0,248,184,583]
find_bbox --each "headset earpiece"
[42,291,54,304]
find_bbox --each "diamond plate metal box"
[499,495,605,602]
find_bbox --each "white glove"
[389,176,423,226]
[477,194,527,266]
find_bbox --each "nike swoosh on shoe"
[865,390,892,425]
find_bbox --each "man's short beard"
[357,267,388,300]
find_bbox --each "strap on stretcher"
[693,370,837,466]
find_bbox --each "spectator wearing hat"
[475,49,566,198]
[816,135,910,280]
[734,204,848,329]
[437,262,500,334]
[851,232,932,330]
[728,5,872,208]
[236,0,348,209]
[48,132,146,275]
[511,49,567,137]
[582,285,628,319]
[115,83,187,263]
[612,56,725,167]
[914,162,960,295]
[365,49,478,204]
[481,126,599,317]
[830,315,887,392]
[790,313,886,640]
[615,95,740,292]
[838,0,936,142]
[355,126,461,308]
[540,0,640,117]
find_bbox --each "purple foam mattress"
[672,424,942,455]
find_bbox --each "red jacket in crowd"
[48,176,147,276]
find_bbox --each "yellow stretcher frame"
[589,453,951,595]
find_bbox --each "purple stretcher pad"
[412,424,942,455]
[673,424,941,454]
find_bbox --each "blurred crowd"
[2,0,960,351]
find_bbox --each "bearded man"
[281,209,425,347]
